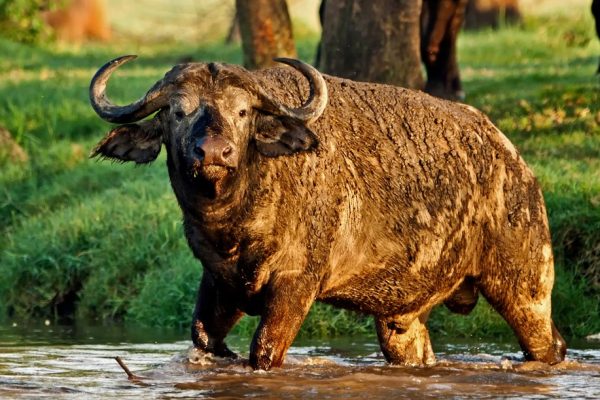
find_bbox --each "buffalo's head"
[89,56,327,199]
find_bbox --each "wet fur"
[93,62,567,370]
[239,69,565,367]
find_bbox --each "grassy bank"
[1,7,599,341]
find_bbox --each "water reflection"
[0,324,599,399]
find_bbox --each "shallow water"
[1,324,599,399]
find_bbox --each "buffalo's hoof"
[250,353,273,371]
[187,345,238,365]
[213,343,238,359]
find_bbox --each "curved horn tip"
[91,55,138,85]
[111,54,138,65]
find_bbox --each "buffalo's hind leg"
[375,312,436,366]
[479,261,566,365]
[190,271,242,361]
[479,172,567,364]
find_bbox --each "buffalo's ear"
[90,119,162,164]
[254,114,318,157]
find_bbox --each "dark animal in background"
[593,0,600,73]
[421,0,469,100]
[90,56,566,370]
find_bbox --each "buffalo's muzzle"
[193,136,238,168]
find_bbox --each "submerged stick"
[115,356,142,381]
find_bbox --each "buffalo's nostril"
[194,141,206,160]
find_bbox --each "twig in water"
[115,356,143,381]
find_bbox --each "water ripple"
[1,326,599,399]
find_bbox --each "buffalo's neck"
[183,168,254,254]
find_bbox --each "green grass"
[0,6,599,342]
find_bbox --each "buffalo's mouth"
[191,160,230,182]
[188,159,234,199]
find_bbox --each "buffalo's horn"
[260,58,328,124]
[90,55,170,124]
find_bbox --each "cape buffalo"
[90,56,566,370]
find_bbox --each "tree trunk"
[236,0,297,70]
[318,0,424,90]
[464,0,521,30]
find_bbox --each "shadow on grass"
[466,74,599,109]
[518,133,600,162]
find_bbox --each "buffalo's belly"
[317,229,481,318]
[318,264,466,318]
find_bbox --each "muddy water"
[1,325,599,399]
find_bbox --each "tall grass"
[0,5,598,340]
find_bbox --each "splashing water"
[0,324,599,399]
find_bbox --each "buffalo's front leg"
[249,273,317,370]
[191,271,242,359]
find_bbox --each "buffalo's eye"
[174,110,185,121]
[238,109,247,117]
